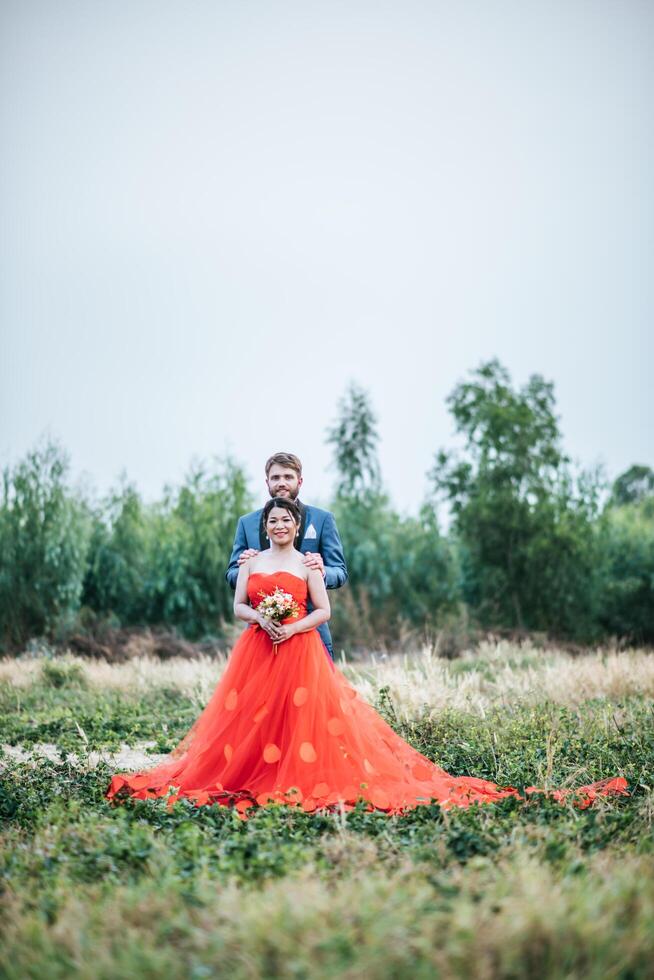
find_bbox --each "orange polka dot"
[363,758,375,774]
[253,705,268,723]
[327,717,345,736]
[263,743,281,763]
[293,687,308,706]
[256,792,276,805]
[312,782,330,797]
[412,763,432,781]
[224,744,233,762]
[299,742,317,763]
[285,786,304,803]
[235,799,253,813]
[302,797,318,812]
[342,784,358,802]
[371,788,390,809]
[225,689,238,711]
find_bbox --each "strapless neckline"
[249,570,307,587]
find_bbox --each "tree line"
[1,359,652,654]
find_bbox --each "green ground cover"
[1,652,652,978]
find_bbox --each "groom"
[225,452,348,659]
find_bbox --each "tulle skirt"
[106,624,628,818]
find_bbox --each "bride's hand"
[257,613,282,641]
[272,624,296,644]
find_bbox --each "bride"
[106,497,628,816]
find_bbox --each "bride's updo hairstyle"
[263,496,301,530]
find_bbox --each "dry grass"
[346,641,654,719]
[0,651,224,703]
[2,640,653,720]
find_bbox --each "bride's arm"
[276,569,330,641]
[233,562,280,638]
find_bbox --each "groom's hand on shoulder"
[302,552,325,575]
[238,548,260,566]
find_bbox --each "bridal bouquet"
[257,587,300,625]
[257,586,301,653]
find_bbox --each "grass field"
[1,641,653,978]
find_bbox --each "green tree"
[82,457,252,640]
[327,383,458,649]
[81,478,150,623]
[145,457,251,638]
[609,464,654,507]
[430,359,604,639]
[598,496,654,643]
[0,439,91,651]
[326,381,381,499]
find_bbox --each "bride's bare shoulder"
[291,550,310,580]
[244,555,266,574]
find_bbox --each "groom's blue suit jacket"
[225,503,348,657]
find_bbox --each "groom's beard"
[268,488,299,501]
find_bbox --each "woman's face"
[266,506,298,546]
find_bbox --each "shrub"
[0,439,90,653]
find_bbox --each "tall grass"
[1,643,652,977]
[3,640,653,713]
[2,848,653,978]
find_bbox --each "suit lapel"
[297,500,308,547]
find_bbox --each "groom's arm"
[321,512,348,591]
[225,517,247,590]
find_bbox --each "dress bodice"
[248,570,308,617]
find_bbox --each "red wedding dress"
[106,571,628,817]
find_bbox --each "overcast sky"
[1,0,652,515]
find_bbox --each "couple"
[106,453,628,816]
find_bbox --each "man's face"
[266,463,303,501]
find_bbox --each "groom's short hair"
[265,452,302,477]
